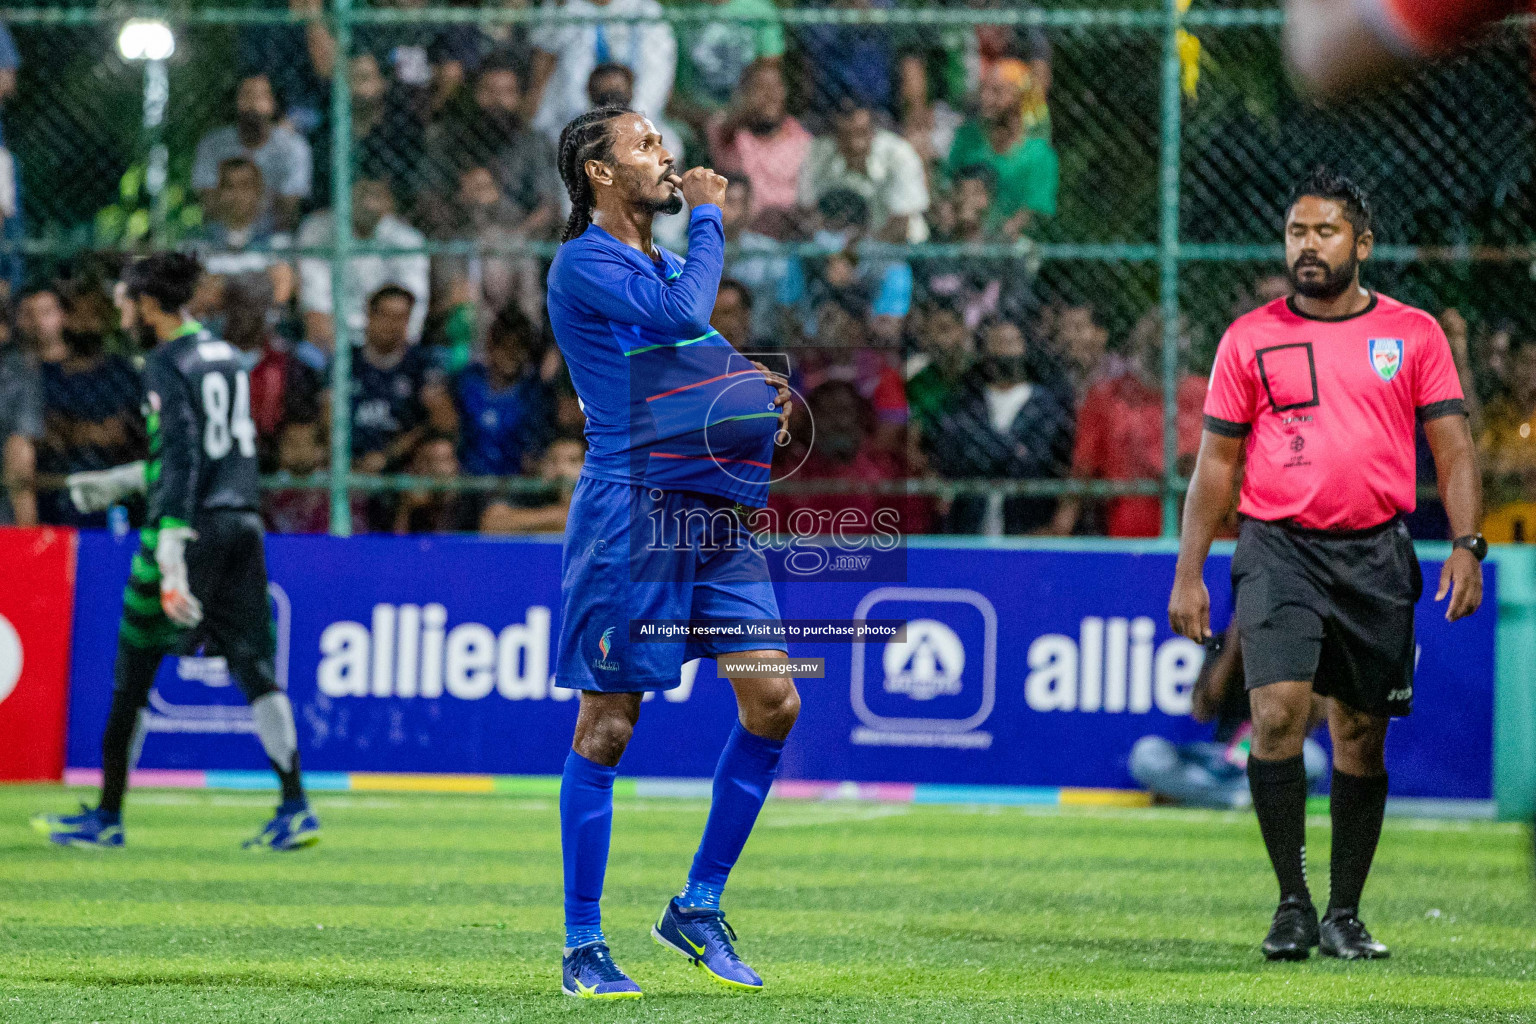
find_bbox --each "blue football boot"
[243,803,321,851]
[561,941,643,999]
[30,804,124,848]
[652,898,764,991]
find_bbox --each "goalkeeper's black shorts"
[116,508,277,701]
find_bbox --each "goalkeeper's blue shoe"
[652,898,764,991]
[561,941,643,999]
[243,803,321,851]
[30,805,124,848]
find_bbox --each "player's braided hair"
[557,105,634,243]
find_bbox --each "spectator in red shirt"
[769,379,934,535]
[1051,309,1206,537]
[798,296,908,454]
[222,272,324,472]
[1051,302,1112,401]
[263,419,366,535]
[707,58,812,219]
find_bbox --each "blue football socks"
[680,721,786,908]
[561,749,618,949]
[677,878,724,911]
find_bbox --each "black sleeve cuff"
[1416,398,1467,423]
[1203,414,1252,438]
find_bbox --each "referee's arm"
[1169,430,1245,642]
[1424,411,1484,621]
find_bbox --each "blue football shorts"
[555,476,786,692]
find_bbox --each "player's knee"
[1249,687,1310,756]
[111,646,162,705]
[583,714,634,763]
[743,678,799,741]
[227,655,280,704]
[575,697,641,765]
[1329,709,1387,775]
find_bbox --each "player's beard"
[1288,252,1358,300]
[639,182,684,217]
[623,165,685,217]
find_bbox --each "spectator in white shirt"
[297,177,430,353]
[798,101,930,243]
[190,158,296,311]
[526,0,676,147]
[191,73,313,231]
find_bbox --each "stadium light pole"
[117,19,175,247]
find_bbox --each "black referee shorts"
[1232,515,1422,718]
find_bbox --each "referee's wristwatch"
[1452,534,1488,561]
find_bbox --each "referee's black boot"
[1319,909,1390,960]
[1262,896,1320,961]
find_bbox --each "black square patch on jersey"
[1256,342,1320,413]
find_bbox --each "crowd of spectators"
[0,3,1532,542]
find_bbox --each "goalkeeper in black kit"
[32,253,318,851]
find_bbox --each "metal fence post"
[1158,0,1184,538]
[328,0,355,536]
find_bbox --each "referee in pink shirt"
[1169,169,1485,962]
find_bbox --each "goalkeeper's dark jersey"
[143,322,260,526]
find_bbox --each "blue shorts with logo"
[555,475,786,692]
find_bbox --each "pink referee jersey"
[1204,293,1466,531]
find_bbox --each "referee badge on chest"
[1369,338,1403,382]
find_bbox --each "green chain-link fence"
[1,2,1532,540]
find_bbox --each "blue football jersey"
[545,205,778,507]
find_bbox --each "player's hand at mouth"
[677,167,728,209]
[751,360,793,445]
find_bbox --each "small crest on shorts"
[592,626,621,672]
[1369,338,1403,382]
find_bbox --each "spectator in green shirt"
[906,296,975,438]
[946,59,1059,235]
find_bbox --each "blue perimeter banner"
[66,532,1497,799]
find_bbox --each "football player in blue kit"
[545,105,797,999]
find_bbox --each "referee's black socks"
[1327,769,1389,916]
[1247,754,1312,905]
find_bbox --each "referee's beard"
[1287,252,1359,300]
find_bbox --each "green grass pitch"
[1,785,1532,1023]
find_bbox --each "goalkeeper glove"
[155,525,203,628]
[67,461,147,514]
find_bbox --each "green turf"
[1,786,1532,1023]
